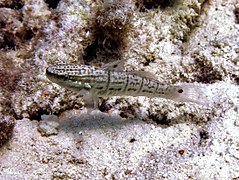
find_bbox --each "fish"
[46,64,210,108]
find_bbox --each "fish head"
[46,64,87,91]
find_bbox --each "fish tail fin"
[164,83,211,105]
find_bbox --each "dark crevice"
[0,20,6,29]
[148,112,171,126]
[0,1,24,10]
[143,61,150,66]
[198,129,209,146]
[235,77,239,85]
[1,34,15,49]
[28,108,52,121]
[0,16,39,50]
[119,105,136,118]
[136,0,177,12]
[129,138,136,143]
[234,6,239,24]
[25,29,35,40]
[199,130,209,140]
[83,29,128,65]
[99,99,113,113]
[45,0,61,9]
[83,41,98,63]
[142,55,156,66]
[231,74,239,85]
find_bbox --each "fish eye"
[178,89,183,93]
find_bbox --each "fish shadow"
[58,110,144,133]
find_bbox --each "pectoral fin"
[79,89,99,110]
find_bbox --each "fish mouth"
[46,66,68,83]
[46,67,58,83]
[46,66,55,76]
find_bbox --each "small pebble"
[37,115,59,136]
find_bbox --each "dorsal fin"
[127,71,159,81]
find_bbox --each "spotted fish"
[46,64,209,108]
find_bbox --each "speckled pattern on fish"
[46,64,210,106]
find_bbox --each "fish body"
[46,64,209,106]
